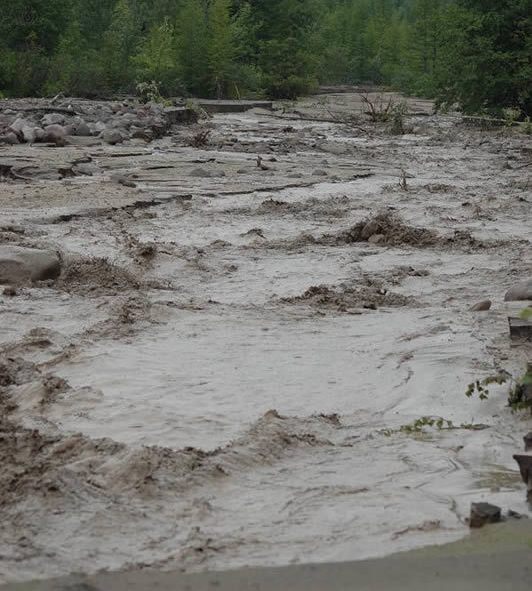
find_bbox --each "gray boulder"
[100,129,125,145]
[505,279,532,302]
[8,117,32,134]
[71,117,91,137]
[40,113,66,127]
[91,121,107,135]
[0,132,19,145]
[0,246,61,285]
[42,124,67,146]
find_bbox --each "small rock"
[471,300,492,311]
[469,502,502,529]
[504,279,532,302]
[2,286,18,297]
[111,174,136,188]
[73,163,98,176]
[312,169,328,177]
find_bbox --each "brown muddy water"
[0,91,531,583]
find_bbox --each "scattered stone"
[471,300,492,311]
[73,162,98,176]
[0,246,61,285]
[2,286,18,297]
[469,502,502,528]
[119,178,137,188]
[504,279,532,302]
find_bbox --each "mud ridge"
[1,368,339,508]
[265,211,497,252]
[55,256,141,295]
[282,283,416,313]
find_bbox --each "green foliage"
[465,372,509,401]
[101,0,138,93]
[0,0,529,111]
[389,101,409,134]
[520,307,532,320]
[465,365,532,413]
[508,365,532,412]
[135,80,164,104]
[132,18,179,94]
[381,416,489,437]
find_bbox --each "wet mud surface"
[0,91,531,583]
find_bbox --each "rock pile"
[0,99,197,146]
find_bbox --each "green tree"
[132,17,179,93]
[207,0,237,97]
[101,0,138,93]
[436,0,532,115]
[175,0,209,95]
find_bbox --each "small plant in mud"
[360,93,395,123]
[185,100,211,120]
[400,416,454,434]
[519,307,532,321]
[501,106,521,128]
[465,371,509,401]
[398,169,408,191]
[507,363,532,412]
[136,80,165,104]
[522,117,532,135]
[388,101,409,135]
[186,128,212,148]
[381,416,454,437]
[465,364,532,412]
[381,417,490,437]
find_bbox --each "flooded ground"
[0,90,531,583]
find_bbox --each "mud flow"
[0,91,530,583]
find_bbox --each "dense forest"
[0,0,530,115]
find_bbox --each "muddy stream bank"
[0,91,531,583]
